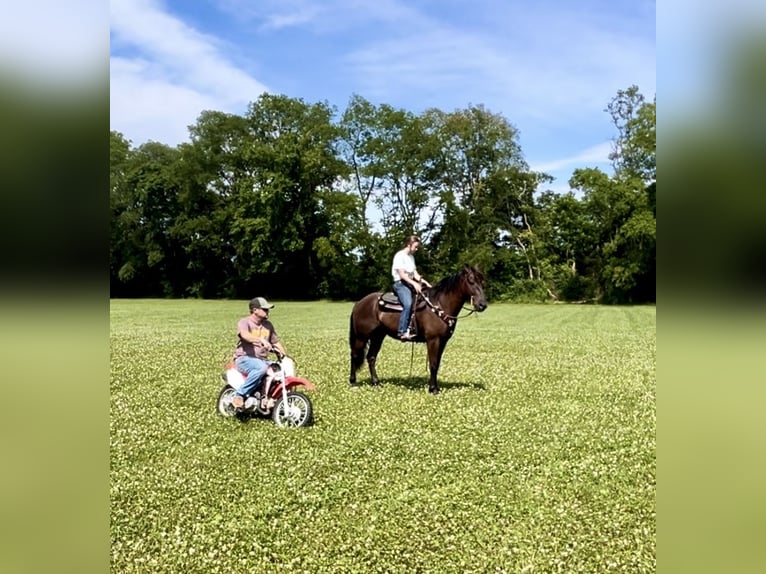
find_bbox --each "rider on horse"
[391,235,431,340]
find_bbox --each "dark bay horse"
[349,264,488,394]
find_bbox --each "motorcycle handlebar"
[271,348,285,360]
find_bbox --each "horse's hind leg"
[366,330,386,386]
[349,313,368,387]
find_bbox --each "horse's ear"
[469,264,485,284]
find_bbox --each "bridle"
[420,289,482,332]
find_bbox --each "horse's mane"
[427,265,485,297]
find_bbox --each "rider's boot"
[398,315,416,340]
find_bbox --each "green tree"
[535,190,598,301]
[110,139,184,296]
[426,105,545,298]
[110,131,133,294]
[608,85,656,186]
[565,87,655,303]
[312,188,372,298]
[174,110,254,297]
[532,86,655,303]
[338,94,384,229]
[568,167,653,302]
[339,99,443,241]
[338,96,443,287]
[233,94,348,297]
[109,86,656,302]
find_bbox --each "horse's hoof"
[370,380,381,387]
[429,387,440,395]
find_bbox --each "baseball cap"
[249,297,275,310]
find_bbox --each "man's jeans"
[393,280,414,334]
[234,355,269,398]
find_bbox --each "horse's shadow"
[364,377,486,392]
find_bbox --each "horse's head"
[461,265,488,312]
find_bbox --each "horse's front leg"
[367,331,386,386]
[426,337,448,394]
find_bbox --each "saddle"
[377,292,428,313]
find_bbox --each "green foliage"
[311,188,370,298]
[110,139,186,297]
[111,300,656,573]
[493,278,549,303]
[568,167,655,303]
[607,85,656,185]
[338,98,445,239]
[110,87,656,303]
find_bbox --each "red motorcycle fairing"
[284,376,316,392]
[223,361,316,393]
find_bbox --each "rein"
[459,301,480,319]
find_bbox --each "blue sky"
[109,0,655,192]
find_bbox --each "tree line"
[110,86,655,303]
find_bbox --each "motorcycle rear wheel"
[272,391,313,427]
[216,385,238,417]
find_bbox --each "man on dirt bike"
[231,297,287,410]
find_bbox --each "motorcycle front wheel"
[216,385,238,417]
[272,391,313,427]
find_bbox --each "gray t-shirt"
[233,317,280,360]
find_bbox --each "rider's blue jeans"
[393,280,414,334]
[234,355,269,398]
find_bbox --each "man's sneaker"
[399,331,415,340]
[231,394,245,409]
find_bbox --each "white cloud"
[110,57,218,146]
[530,142,613,174]
[528,141,615,195]
[110,0,269,146]
[341,2,654,132]
[109,0,654,154]
[219,0,418,31]
[259,4,324,30]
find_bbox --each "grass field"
[110,300,655,573]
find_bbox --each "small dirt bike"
[216,350,315,427]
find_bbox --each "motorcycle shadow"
[231,410,317,426]
[232,411,265,423]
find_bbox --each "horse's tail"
[349,308,366,373]
[348,310,356,350]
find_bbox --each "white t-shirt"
[391,248,416,282]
